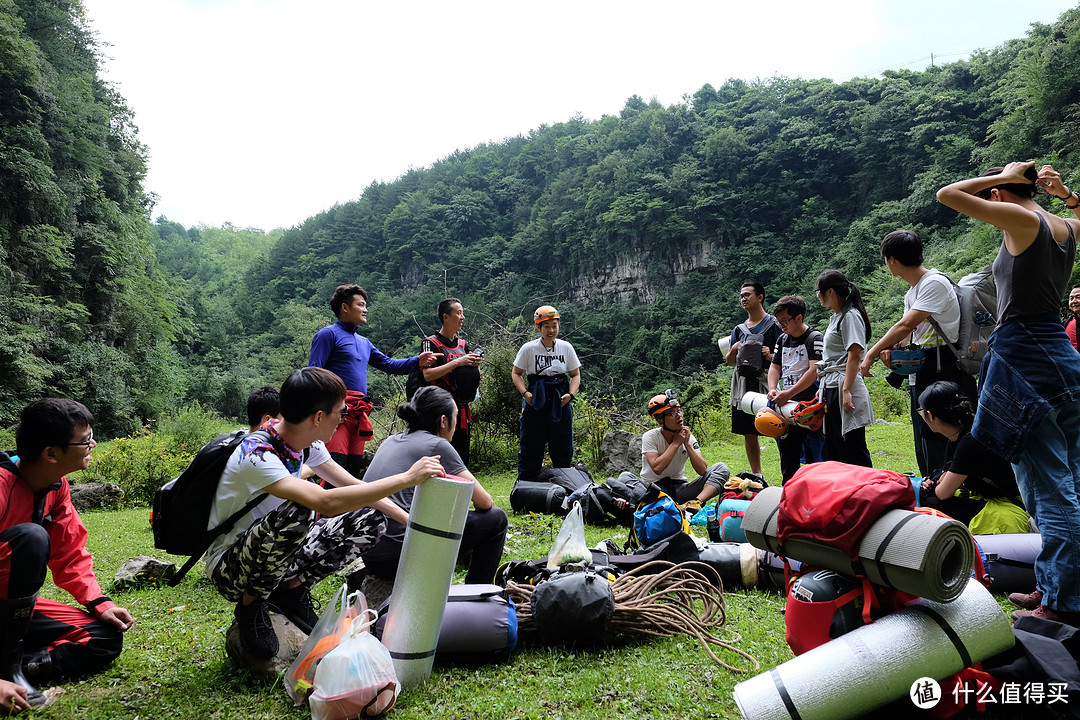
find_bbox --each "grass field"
[32,421,1055,719]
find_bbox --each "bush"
[81,430,190,507]
[156,403,235,453]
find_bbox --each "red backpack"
[776,461,916,558]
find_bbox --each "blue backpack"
[627,484,690,550]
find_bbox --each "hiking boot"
[0,595,47,709]
[267,584,319,635]
[234,600,278,658]
[21,650,53,685]
[1011,605,1080,627]
[1007,589,1043,611]
[681,499,703,515]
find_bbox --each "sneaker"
[267,584,319,635]
[1008,589,1043,611]
[1011,605,1080,627]
[235,600,279,658]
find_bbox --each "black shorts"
[731,407,761,436]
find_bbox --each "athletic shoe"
[1007,589,1043,611]
[267,584,319,635]
[235,600,279,658]
[1011,605,1080,627]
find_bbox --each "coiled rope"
[506,559,760,673]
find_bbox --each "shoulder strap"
[922,271,962,353]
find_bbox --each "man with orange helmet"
[511,306,581,482]
[767,296,825,483]
[641,390,730,513]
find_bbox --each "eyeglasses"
[916,408,927,418]
[66,430,95,448]
[776,315,792,326]
[663,407,684,418]
[321,406,350,419]
[739,292,754,299]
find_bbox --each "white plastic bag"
[310,609,399,719]
[286,584,367,706]
[547,502,590,568]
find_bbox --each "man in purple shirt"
[309,285,435,475]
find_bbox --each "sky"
[80,0,1080,231]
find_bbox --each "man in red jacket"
[0,399,133,712]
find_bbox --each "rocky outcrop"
[567,237,723,304]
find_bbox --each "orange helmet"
[791,399,826,431]
[533,305,560,326]
[755,407,788,437]
[648,390,680,419]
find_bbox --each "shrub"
[81,430,190,507]
[156,403,234,454]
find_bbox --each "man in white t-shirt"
[204,367,443,659]
[861,229,977,476]
[640,391,730,513]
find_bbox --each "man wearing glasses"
[641,391,730,513]
[724,281,782,481]
[204,368,443,659]
[0,399,133,712]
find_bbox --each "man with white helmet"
[641,390,730,513]
[511,306,582,482]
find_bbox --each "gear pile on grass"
[505,560,760,673]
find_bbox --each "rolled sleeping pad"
[732,578,1015,720]
[742,486,974,603]
[381,474,474,689]
[974,532,1040,595]
[718,498,751,543]
[695,542,760,590]
[740,392,817,429]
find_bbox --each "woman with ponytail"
[916,381,1026,532]
[361,386,508,585]
[815,269,874,466]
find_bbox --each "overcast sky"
[80,0,1079,231]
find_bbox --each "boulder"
[113,555,176,589]
[225,613,308,681]
[599,430,642,476]
[69,482,123,511]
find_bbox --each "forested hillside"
[4,0,1080,435]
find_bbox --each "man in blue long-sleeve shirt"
[309,285,435,475]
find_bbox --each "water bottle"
[706,506,720,543]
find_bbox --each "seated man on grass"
[641,391,730,512]
[203,367,443,658]
[0,399,134,713]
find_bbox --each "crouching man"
[204,367,443,658]
[641,391,730,512]
[0,399,133,713]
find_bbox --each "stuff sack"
[509,480,568,515]
[375,584,517,662]
[928,267,997,376]
[310,609,399,719]
[777,461,916,558]
[717,498,751,543]
[628,485,690,550]
[153,429,289,585]
[736,332,766,378]
[530,571,615,646]
[536,465,593,493]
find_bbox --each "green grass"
[33,421,1041,719]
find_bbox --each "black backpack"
[406,335,481,405]
[153,429,295,586]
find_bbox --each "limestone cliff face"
[566,237,723,305]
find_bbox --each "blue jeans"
[517,398,574,482]
[1010,399,1080,612]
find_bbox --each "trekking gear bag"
[717,498,751,543]
[374,584,517,662]
[736,332,767,378]
[627,484,690,550]
[888,345,925,375]
[776,461,916,558]
[563,481,615,524]
[153,429,291,586]
[509,480,568,515]
[536,465,593,493]
[604,472,650,524]
[530,571,615,646]
[927,267,997,376]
